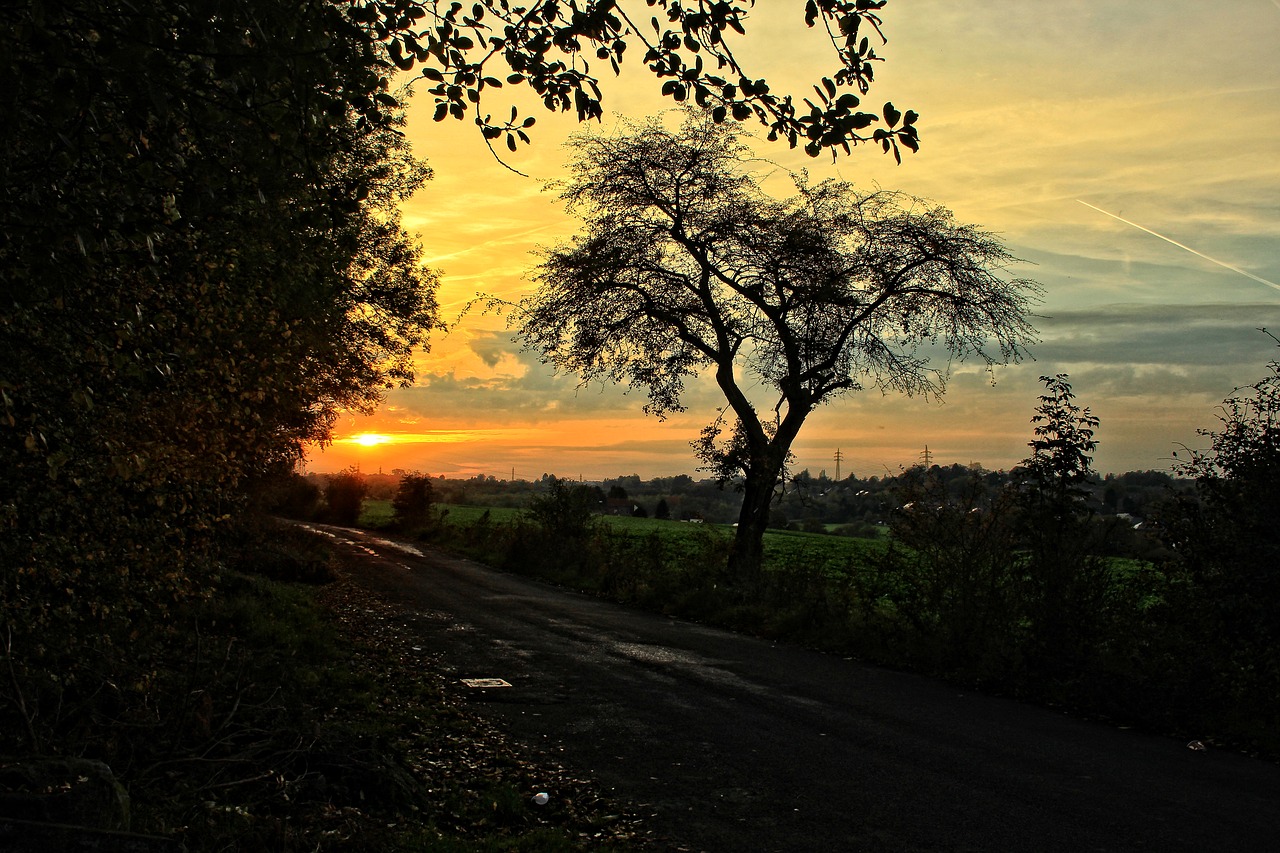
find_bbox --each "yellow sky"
[308,1,1280,480]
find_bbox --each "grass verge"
[122,524,648,851]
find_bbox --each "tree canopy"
[1162,332,1280,701]
[516,115,1040,577]
[2,0,438,743]
[352,0,921,159]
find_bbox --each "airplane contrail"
[1076,199,1280,293]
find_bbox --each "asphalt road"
[310,524,1280,852]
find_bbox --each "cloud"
[467,330,515,369]
[1035,303,1280,368]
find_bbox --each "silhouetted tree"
[1163,332,1280,708]
[516,115,1039,581]
[655,498,672,520]
[326,469,369,526]
[526,477,600,540]
[392,472,436,531]
[1015,374,1100,512]
[1010,375,1108,674]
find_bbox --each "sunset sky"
[307,1,1280,481]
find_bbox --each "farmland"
[360,499,886,579]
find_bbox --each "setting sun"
[353,433,391,447]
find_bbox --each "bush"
[324,468,367,525]
[259,472,323,520]
[525,477,600,541]
[854,469,1023,676]
[1157,335,1280,739]
[391,472,434,533]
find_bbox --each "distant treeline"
[294,465,1189,549]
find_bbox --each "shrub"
[324,468,367,525]
[1009,375,1111,680]
[259,472,323,520]
[525,477,600,541]
[391,472,434,533]
[1158,334,1280,737]
[856,469,1023,676]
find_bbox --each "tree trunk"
[714,364,811,588]
[728,473,776,587]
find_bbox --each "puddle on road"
[362,536,424,558]
[611,642,769,698]
[613,642,705,667]
[294,524,423,559]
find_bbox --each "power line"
[833,448,844,482]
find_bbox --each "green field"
[360,500,886,576]
[358,498,395,527]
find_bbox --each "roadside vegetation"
[295,368,1280,761]
[21,520,648,851]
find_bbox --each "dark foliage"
[1010,375,1111,678]
[2,0,436,758]
[391,471,436,532]
[355,0,921,159]
[325,468,370,526]
[526,477,603,541]
[1156,333,1280,738]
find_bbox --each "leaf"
[883,102,901,128]
[804,0,820,27]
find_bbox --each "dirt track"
[314,524,1280,852]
